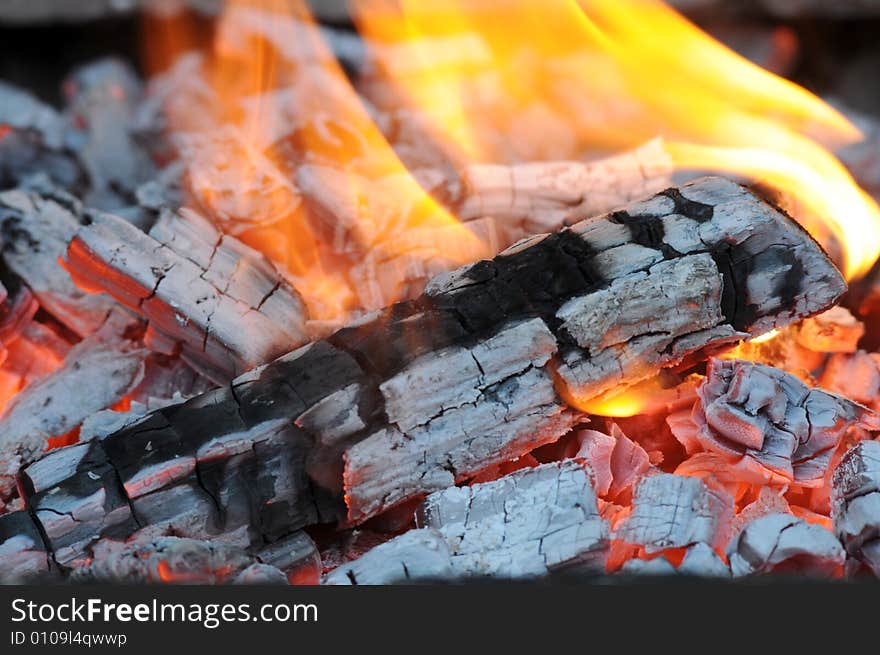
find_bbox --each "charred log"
[65,206,310,383]
[3,177,847,565]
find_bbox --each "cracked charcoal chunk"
[616,474,734,552]
[727,513,845,577]
[322,529,453,585]
[68,536,264,584]
[689,358,880,484]
[832,440,880,576]
[416,460,609,577]
[4,178,847,564]
[65,206,310,383]
[0,189,118,336]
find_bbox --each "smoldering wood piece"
[14,177,847,559]
[448,139,673,239]
[535,177,844,403]
[342,350,579,523]
[322,529,453,585]
[793,306,864,354]
[0,511,50,583]
[832,440,880,576]
[0,281,38,348]
[61,58,156,212]
[415,460,609,578]
[726,513,845,577]
[232,563,289,585]
[0,82,81,191]
[65,207,310,383]
[69,536,262,584]
[11,341,365,561]
[616,474,734,553]
[0,311,147,509]
[575,426,650,501]
[620,542,730,577]
[345,177,845,521]
[689,359,880,485]
[819,351,880,412]
[0,189,117,336]
[256,531,322,584]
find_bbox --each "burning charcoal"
[7,178,848,563]
[832,440,880,576]
[818,351,880,409]
[232,563,288,585]
[575,425,650,502]
[256,531,322,585]
[620,542,731,577]
[689,359,880,485]
[0,281,39,349]
[62,58,156,211]
[617,474,734,553]
[69,537,260,584]
[65,207,310,382]
[726,513,845,577]
[415,460,609,578]
[0,82,81,192]
[0,310,146,509]
[322,529,453,585]
[794,306,864,354]
[0,189,117,336]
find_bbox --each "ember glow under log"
[0,177,847,574]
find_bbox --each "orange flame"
[354,0,880,279]
[152,0,488,320]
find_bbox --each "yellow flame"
[151,0,488,319]
[748,328,781,345]
[354,0,880,279]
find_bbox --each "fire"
[151,0,488,319]
[353,0,880,279]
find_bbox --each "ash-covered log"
[726,513,845,577]
[832,440,880,576]
[670,359,880,485]
[65,206,310,383]
[3,177,847,566]
[415,460,608,578]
